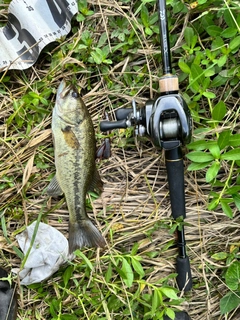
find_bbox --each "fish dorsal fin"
[88,166,103,195]
[46,175,63,197]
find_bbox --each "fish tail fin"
[68,219,106,254]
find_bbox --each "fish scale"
[47,80,106,253]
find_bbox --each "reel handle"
[100,119,127,132]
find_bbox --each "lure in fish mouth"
[47,80,106,254]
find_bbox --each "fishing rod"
[100,0,192,316]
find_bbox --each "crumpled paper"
[13,222,71,285]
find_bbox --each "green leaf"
[224,9,236,28]
[28,91,39,98]
[206,162,220,182]
[76,13,85,22]
[189,79,200,92]
[206,25,222,37]
[165,308,175,320]
[39,97,48,106]
[220,291,240,315]
[211,75,228,87]
[152,289,162,315]
[229,36,240,51]
[103,58,113,65]
[211,252,228,261]
[219,70,231,78]
[212,101,227,121]
[187,140,215,151]
[216,55,227,68]
[187,162,212,171]
[49,298,60,317]
[121,257,134,287]
[233,194,240,211]
[203,91,216,99]
[187,139,209,150]
[191,64,205,84]
[105,262,112,282]
[78,0,87,11]
[221,149,240,161]
[204,68,215,77]
[209,143,220,159]
[63,265,74,287]
[221,27,237,38]
[141,6,149,27]
[220,201,233,219]
[173,0,186,13]
[61,315,78,320]
[186,151,214,163]
[131,242,139,255]
[98,33,108,47]
[212,36,224,50]
[179,60,191,74]
[208,198,219,210]
[76,44,88,50]
[229,134,240,147]
[184,27,194,47]
[107,294,123,311]
[1,215,24,259]
[145,27,153,36]
[90,48,104,64]
[226,186,240,195]
[225,261,240,290]
[160,287,178,300]
[218,130,231,150]
[75,250,93,270]
[131,257,145,278]
[149,12,158,26]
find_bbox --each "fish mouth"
[57,80,72,99]
[55,80,80,124]
[57,80,79,100]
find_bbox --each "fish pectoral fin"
[46,175,63,197]
[88,166,103,195]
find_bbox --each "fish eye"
[71,91,79,98]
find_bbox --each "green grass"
[0,0,240,319]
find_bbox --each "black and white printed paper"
[0,0,78,70]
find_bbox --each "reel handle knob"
[100,119,127,132]
[115,108,133,120]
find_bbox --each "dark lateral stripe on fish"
[72,143,85,222]
[61,126,80,149]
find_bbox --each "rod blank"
[157,0,172,74]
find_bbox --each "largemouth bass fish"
[47,80,106,253]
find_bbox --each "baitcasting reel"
[100,91,192,151]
